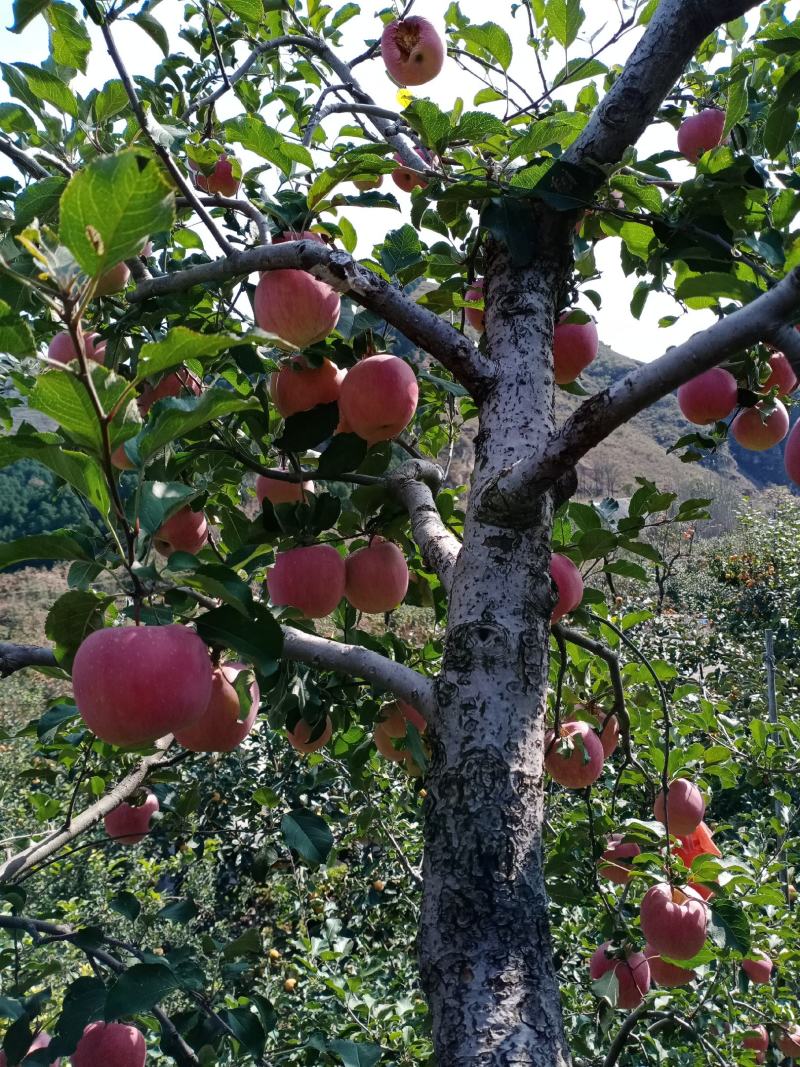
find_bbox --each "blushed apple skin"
[550,552,584,623]
[544,720,604,789]
[272,357,344,417]
[678,108,726,162]
[104,792,159,844]
[287,715,332,753]
[345,538,409,613]
[731,400,789,451]
[786,419,800,486]
[764,353,798,395]
[72,625,213,747]
[742,953,773,985]
[644,944,696,987]
[778,1027,800,1059]
[254,268,340,349]
[268,544,346,619]
[598,834,640,884]
[567,708,618,758]
[398,699,426,733]
[174,663,260,752]
[465,278,485,333]
[654,778,705,836]
[374,722,406,761]
[153,506,208,557]
[338,354,418,445]
[741,1025,769,1054]
[639,882,708,960]
[194,154,240,197]
[589,942,651,1009]
[0,1030,60,1066]
[677,367,738,424]
[48,331,106,366]
[553,316,599,385]
[95,260,130,297]
[139,368,202,415]
[72,1022,146,1067]
[380,16,445,86]
[391,150,429,192]
[256,475,315,505]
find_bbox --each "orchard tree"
[0,0,799,1065]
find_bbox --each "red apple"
[139,368,202,415]
[731,400,789,450]
[378,703,408,738]
[553,314,599,385]
[48,331,106,366]
[675,821,721,867]
[677,367,738,424]
[254,259,341,348]
[267,544,346,618]
[589,942,650,1009]
[678,108,726,162]
[654,778,705,836]
[598,833,641,885]
[550,552,584,623]
[778,1027,800,1059]
[354,176,383,190]
[287,715,332,753]
[272,356,344,417]
[381,16,444,86]
[374,722,406,761]
[111,443,136,470]
[345,537,409,613]
[72,624,213,747]
[465,278,485,333]
[644,944,696,987]
[0,1031,60,1066]
[95,260,130,297]
[104,792,159,845]
[398,699,426,733]
[338,354,418,444]
[72,1022,145,1067]
[174,662,259,752]
[391,149,429,192]
[741,1025,769,1055]
[786,419,800,486]
[763,353,798,396]
[153,506,208,557]
[568,707,618,758]
[545,720,604,789]
[256,474,314,506]
[742,953,773,985]
[639,882,708,960]
[192,153,240,197]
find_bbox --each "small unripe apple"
[677,367,738,424]
[0,1030,60,1066]
[72,1022,146,1067]
[139,367,202,415]
[550,552,584,623]
[742,953,773,985]
[256,474,314,506]
[338,354,418,444]
[374,722,406,761]
[48,331,106,366]
[544,720,604,788]
[95,260,130,297]
[287,715,333,753]
[272,356,344,417]
[380,16,445,86]
[639,882,708,960]
[553,314,599,384]
[644,944,696,987]
[778,1026,800,1059]
[465,278,485,333]
[254,244,341,348]
[391,149,429,192]
[268,544,346,618]
[345,538,409,613]
[72,624,213,747]
[786,420,800,486]
[104,792,159,845]
[372,880,386,892]
[589,942,650,1009]
[763,353,798,396]
[654,778,705,836]
[731,400,789,451]
[598,834,641,885]
[153,506,208,557]
[269,948,281,960]
[174,662,260,752]
[192,153,240,197]
[284,978,297,992]
[678,108,726,162]
[354,175,383,190]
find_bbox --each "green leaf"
[195,604,283,676]
[10,0,50,32]
[224,114,310,173]
[305,154,388,209]
[94,79,129,123]
[545,0,583,47]
[46,2,91,73]
[133,481,200,535]
[331,3,359,29]
[329,1040,382,1067]
[45,589,110,664]
[222,927,262,960]
[11,63,78,116]
[128,12,169,55]
[53,977,105,1047]
[480,198,539,266]
[724,66,749,136]
[281,808,334,865]
[316,433,368,477]
[708,899,751,955]
[451,110,507,143]
[0,433,111,522]
[456,22,513,70]
[156,898,199,923]
[403,99,451,150]
[59,150,174,278]
[29,365,140,451]
[104,963,179,1021]
[764,103,798,158]
[14,175,67,229]
[109,891,141,921]
[675,273,762,306]
[0,530,92,570]
[132,388,258,463]
[510,113,588,159]
[550,57,607,87]
[0,300,35,357]
[218,1006,266,1058]
[221,0,263,20]
[274,402,340,452]
[135,327,241,384]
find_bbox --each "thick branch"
[0,642,58,677]
[129,239,491,397]
[481,266,800,520]
[386,460,461,594]
[602,1002,651,1067]
[281,627,436,721]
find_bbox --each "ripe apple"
[345,537,409,613]
[677,367,738,424]
[287,714,332,753]
[465,278,485,333]
[598,834,641,885]
[644,944,696,987]
[48,331,106,366]
[741,1025,769,1057]
[785,420,800,486]
[256,474,314,506]
[391,149,429,192]
[192,153,240,197]
[338,354,418,444]
[174,662,260,752]
[153,506,208,557]
[731,400,789,450]
[139,367,202,415]
[553,314,599,385]
[544,720,604,788]
[104,792,159,845]
[653,778,705,836]
[72,624,213,747]
[778,1027,800,1059]
[254,253,341,348]
[72,1022,145,1067]
[380,16,445,86]
[742,953,774,985]
[268,544,346,618]
[374,722,406,761]
[354,176,383,190]
[589,942,650,1009]
[0,1031,60,1066]
[677,108,726,162]
[95,260,130,297]
[764,353,798,396]
[272,356,344,417]
[675,821,721,867]
[111,444,136,470]
[550,552,584,623]
[639,882,708,960]
[398,699,426,733]
[568,707,618,758]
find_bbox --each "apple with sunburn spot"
[104,792,159,845]
[380,16,445,86]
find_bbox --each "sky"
[0,1,794,362]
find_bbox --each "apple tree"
[0,0,800,1064]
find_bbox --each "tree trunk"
[419,244,573,1065]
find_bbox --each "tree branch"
[281,627,436,721]
[176,194,270,245]
[480,266,800,521]
[386,460,461,594]
[128,239,492,397]
[602,1002,651,1067]
[0,135,50,180]
[0,642,58,677]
